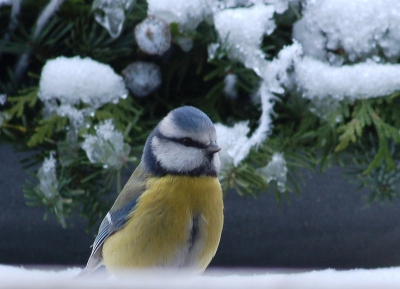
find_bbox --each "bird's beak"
[206,142,221,154]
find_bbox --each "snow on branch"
[293,0,400,65]
[295,57,400,102]
[292,0,400,109]
[39,56,127,109]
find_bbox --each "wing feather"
[83,163,149,273]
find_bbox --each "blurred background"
[2,143,400,269]
[2,0,400,270]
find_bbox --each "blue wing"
[83,163,149,273]
[84,198,138,272]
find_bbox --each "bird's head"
[142,106,221,177]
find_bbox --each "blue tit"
[83,106,223,275]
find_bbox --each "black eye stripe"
[176,137,206,149]
[157,133,206,149]
[180,137,198,147]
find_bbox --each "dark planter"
[1,144,399,268]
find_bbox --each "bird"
[81,106,224,275]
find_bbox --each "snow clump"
[293,0,400,65]
[36,152,66,227]
[135,16,171,55]
[214,121,250,168]
[223,74,238,99]
[291,0,400,115]
[39,56,127,109]
[123,61,162,97]
[295,57,400,102]
[258,152,288,193]
[81,119,131,169]
[0,94,6,105]
[213,4,275,72]
[147,0,212,32]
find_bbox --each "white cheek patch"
[152,136,204,173]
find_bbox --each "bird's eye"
[180,137,195,147]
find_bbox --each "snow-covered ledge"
[1,265,400,289]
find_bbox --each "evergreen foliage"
[1,0,400,228]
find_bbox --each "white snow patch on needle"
[147,0,212,31]
[215,121,250,168]
[214,4,276,50]
[213,4,275,72]
[81,119,131,169]
[38,56,127,109]
[291,0,400,114]
[293,0,400,65]
[259,152,288,193]
[295,57,400,101]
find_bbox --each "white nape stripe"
[158,114,218,146]
[158,116,187,139]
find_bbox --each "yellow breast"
[102,175,224,273]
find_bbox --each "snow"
[215,121,250,168]
[139,1,294,168]
[38,56,127,137]
[233,84,275,167]
[223,73,238,99]
[39,56,127,109]
[135,16,171,55]
[92,0,134,38]
[293,0,400,64]
[258,152,288,193]
[265,0,290,14]
[42,102,94,136]
[147,0,212,31]
[222,43,301,168]
[0,94,7,126]
[0,94,6,105]
[291,0,400,115]
[207,43,220,60]
[57,130,80,167]
[122,61,162,97]
[295,57,400,102]
[146,0,211,51]
[2,265,400,288]
[211,4,297,167]
[213,4,275,69]
[261,41,302,94]
[175,36,193,52]
[26,0,400,218]
[214,4,276,52]
[55,105,94,131]
[81,119,131,169]
[36,152,66,227]
[9,1,400,286]
[37,152,58,200]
